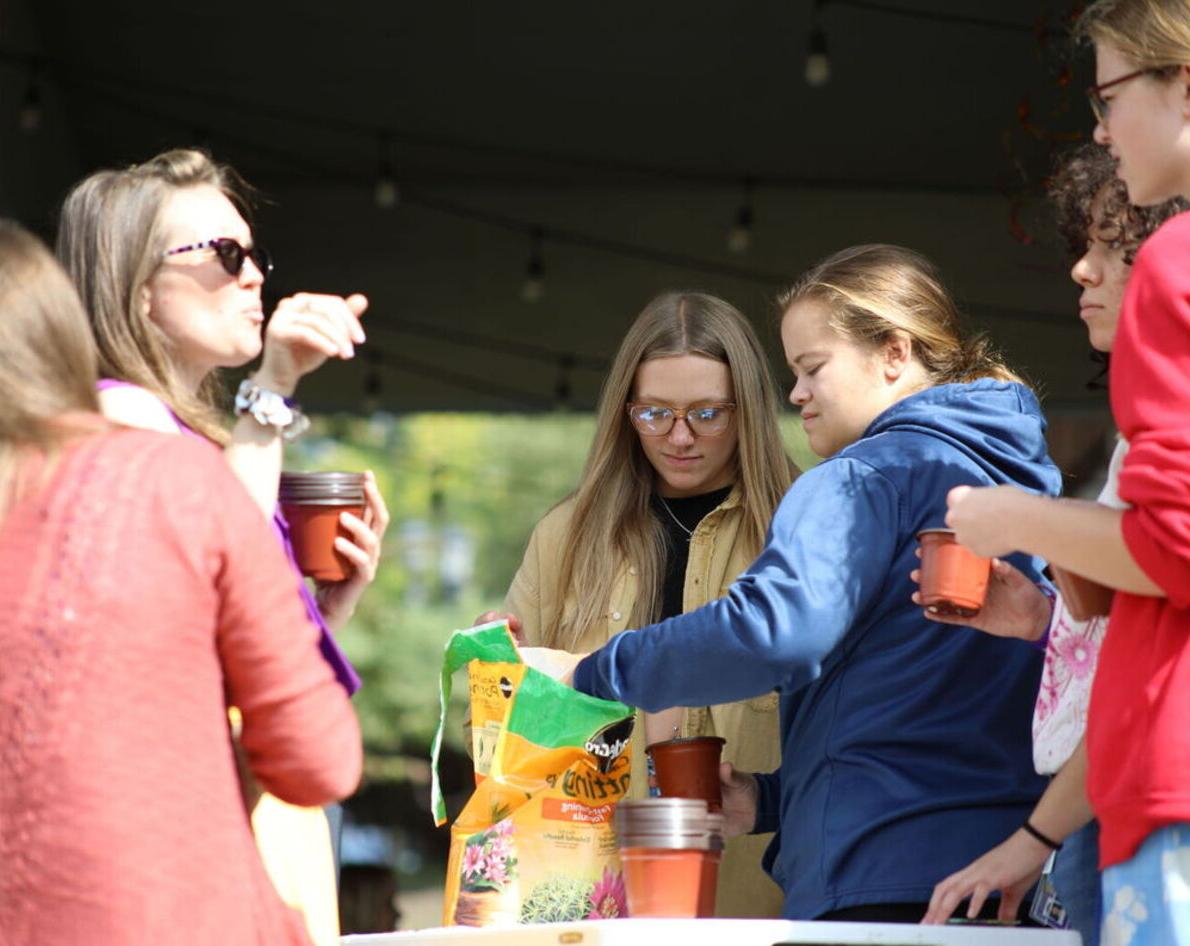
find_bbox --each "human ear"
[881,330,914,381]
[139,282,153,322]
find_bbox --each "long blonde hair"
[56,148,255,444]
[1077,0,1190,69]
[545,292,794,649]
[0,221,102,511]
[778,244,1024,387]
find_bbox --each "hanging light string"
[822,0,1061,35]
[3,48,1083,364]
[368,321,609,373]
[3,41,1027,195]
[357,343,557,410]
[804,1,1070,88]
[49,78,1081,334]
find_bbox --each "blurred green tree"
[289,412,815,758]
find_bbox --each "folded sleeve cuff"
[752,769,781,835]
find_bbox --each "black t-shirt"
[651,485,733,620]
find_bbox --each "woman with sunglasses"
[56,148,388,946]
[0,220,361,946]
[945,3,1190,942]
[479,291,795,917]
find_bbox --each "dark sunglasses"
[161,237,273,279]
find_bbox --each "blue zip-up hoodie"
[574,380,1063,918]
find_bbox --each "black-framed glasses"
[161,237,273,279]
[627,402,736,436]
[1087,67,1169,123]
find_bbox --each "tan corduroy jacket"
[504,487,785,918]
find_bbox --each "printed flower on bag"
[586,867,627,919]
[1052,627,1099,680]
[460,821,518,893]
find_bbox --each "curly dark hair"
[1048,142,1189,265]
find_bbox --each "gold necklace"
[658,496,694,540]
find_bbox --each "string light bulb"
[521,228,545,303]
[554,355,574,410]
[727,178,755,255]
[805,25,830,87]
[362,351,384,414]
[19,65,42,134]
[374,133,398,210]
[805,0,831,88]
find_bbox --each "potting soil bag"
[431,621,635,925]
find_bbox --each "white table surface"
[342,918,1081,946]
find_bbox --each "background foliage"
[292,411,817,758]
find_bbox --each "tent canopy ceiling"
[2,0,1106,415]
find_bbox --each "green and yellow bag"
[431,621,635,926]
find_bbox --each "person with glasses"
[526,246,1061,923]
[56,148,388,946]
[0,221,361,946]
[945,3,1190,943]
[920,144,1187,945]
[477,291,795,917]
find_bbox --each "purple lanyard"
[97,380,361,694]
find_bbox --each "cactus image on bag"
[519,867,627,923]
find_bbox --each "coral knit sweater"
[0,429,362,945]
[1090,210,1190,868]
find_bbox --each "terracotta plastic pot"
[279,472,366,582]
[917,528,991,617]
[1050,565,1115,621]
[619,847,720,918]
[645,736,725,811]
[614,799,724,918]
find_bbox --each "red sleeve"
[175,442,363,805]
[1111,212,1190,606]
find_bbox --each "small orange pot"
[646,737,726,811]
[917,528,991,617]
[620,847,720,918]
[282,502,365,581]
[1050,565,1115,621]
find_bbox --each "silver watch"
[233,378,310,441]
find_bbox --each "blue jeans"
[1051,819,1101,946]
[1101,823,1190,946]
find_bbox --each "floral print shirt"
[1033,437,1128,774]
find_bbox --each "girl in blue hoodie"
[535,244,1062,922]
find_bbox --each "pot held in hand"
[645,736,726,812]
[917,528,991,618]
[1050,565,1115,622]
[279,471,365,582]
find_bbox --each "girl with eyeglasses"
[478,291,795,917]
[522,246,1061,923]
[0,221,361,946]
[920,144,1187,945]
[944,2,1190,942]
[56,148,388,946]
